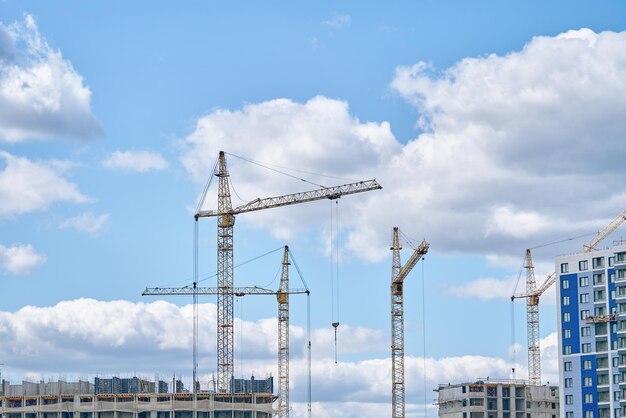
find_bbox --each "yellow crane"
[390,227,429,418]
[194,151,382,392]
[512,209,626,385]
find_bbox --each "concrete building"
[436,379,559,418]
[0,378,275,418]
[557,244,626,418]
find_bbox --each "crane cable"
[422,257,427,418]
[193,219,199,392]
[287,249,312,418]
[330,200,341,364]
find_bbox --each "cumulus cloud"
[103,150,169,172]
[181,29,626,266]
[0,151,90,217]
[448,277,519,300]
[59,211,110,236]
[0,243,46,274]
[0,15,102,141]
[0,298,559,417]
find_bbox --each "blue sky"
[2,1,626,417]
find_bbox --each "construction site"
[2,150,626,418]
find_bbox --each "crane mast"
[524,249,541,386]
[195,151,382,392]
[216,152,235,392]
[390,227,429,418]
[277,247,290,418]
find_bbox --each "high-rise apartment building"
[436,379,559,418]
[557,244,626,418]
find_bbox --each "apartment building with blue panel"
[557,244,626,418]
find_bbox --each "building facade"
[436,380,559,418]
[557,244,626,418]
[0,379,275,418]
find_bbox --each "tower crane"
[194,151,382,392]
[512,209,626,385]
[143,246,307,418]
[390,227,429,418]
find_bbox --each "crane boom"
[195,179,382,218]
[391,227,429,418]
[143,286,308,296]
[194,151,381,392]
[583,210,626,252]
[396,239,429,283]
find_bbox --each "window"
[617,252,626,263]
[563,296,570,306]
[580,260,589,270]
[564,312,571,322]
[594,257,605,269]
[580,293,590,303]
[581,326,591,336]
[594,273,605,285]
[564,345,572,354]
[566,412,573,418]
[611,272,617,282]
[595,289,605,301]
[565,378,573,387]
[595,323,607,335]
[565,395,573,405]
[614,357,620,367]
[562,279,570,289]
[620,303,626,314]
[615,390,621,401]
[585,411,594,418]
[581,310,591,320]
[614,374,620,384]
[580,276,590,286]
[609,256,615,267]
[585,393,594,404]
[561,263,569,273]
[597,340,608,352]
[595,306,606,316]
[598,357,609,368]
[598,374,610,385]
[582,342,592,353]
[564,361,572,371]
[584,376,593,386]
[583,360,592,370]
[564,328,571,339]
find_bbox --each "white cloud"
[448,277,519,300]
[103,150,169,172]
[0,15,102,142]
[181,29,626,267]
[0,243,46,274]
[59,211,110,236]
[323,14,351,29]
[0,151,90,217]
[0,298,559,416]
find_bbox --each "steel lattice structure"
[524,249,541,386]
[390,227,429,418]
[277,247,290,418]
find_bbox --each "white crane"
[194,151,382,392]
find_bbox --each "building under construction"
[0,377,275,418]
[436,379,559,418]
